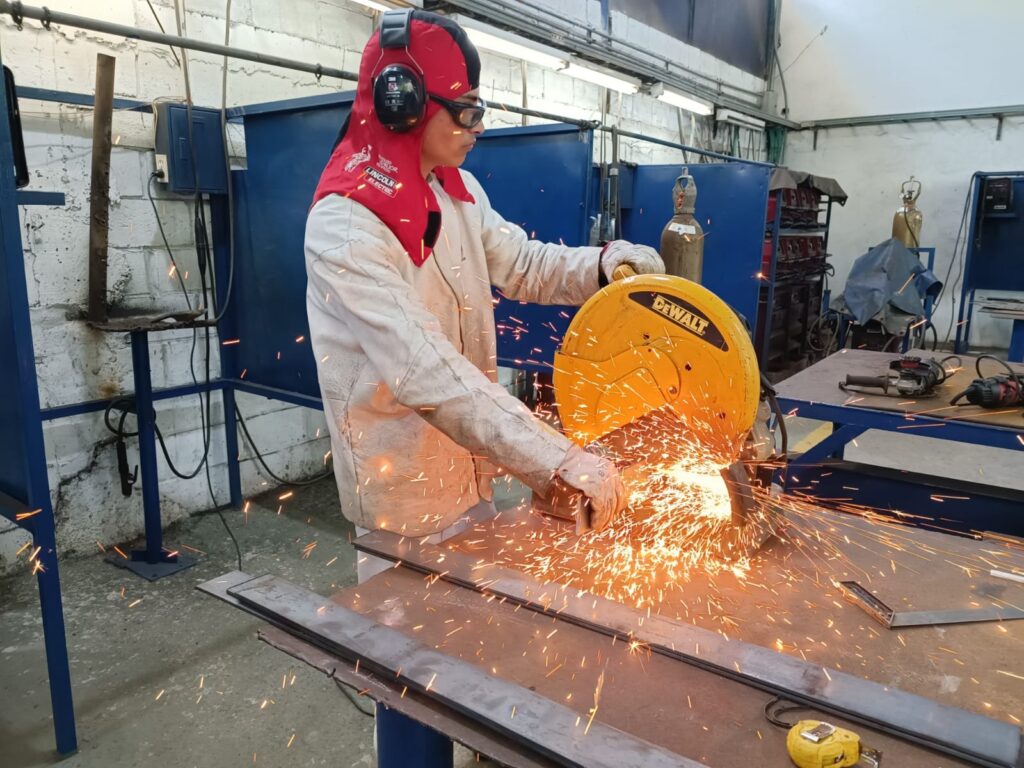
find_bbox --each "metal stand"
[105,330,196,580]
[376,704,454,768]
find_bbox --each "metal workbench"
[204,504,1024,767]
[776,349,1024,537]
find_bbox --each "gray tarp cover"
[832,238,942,332]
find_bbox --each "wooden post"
[87,54,115,323]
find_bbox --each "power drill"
[839,356,948,398]
[951,374,1024,408]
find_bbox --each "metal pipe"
[437,0,797,128]
[490,100,597,129]
[454,0,765,101]
[600,125,772,166]
[0,1,358,82]
[802,104,1024,130]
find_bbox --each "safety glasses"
[429,94,487,129]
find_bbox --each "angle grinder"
[838,355,955,398]
[950,354,1024,410]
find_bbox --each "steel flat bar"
[197,571,706,768]
[891,607,1024,628]
[353,530,1023,768]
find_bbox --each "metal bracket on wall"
[352,530,1023,768]
[839,580,1024,629]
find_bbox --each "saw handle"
[611,263,637,281]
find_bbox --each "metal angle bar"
[14,190,65,205]
[599,126,771,167]
[0,1,357,83]
[802,104,1024,131]
[16,85,151,112]
[196,571,706,768]
[839,581,1024,629]
[40,380,225,421]
[774,397,1024,452]
[353,531,1023,768]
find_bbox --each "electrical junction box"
[153,102,228,195]
[983,176,1014,215]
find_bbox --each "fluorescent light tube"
[716,108,766,130]
[463,27,568,70]
[561,62,640,94]
[649,83,713,116]
[349,0,392,11]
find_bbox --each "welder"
[304,8,664,585]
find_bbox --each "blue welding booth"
[222,92,773,387]
[955,171,1024,360]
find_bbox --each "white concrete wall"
[1,0,765,573]
[777,0,1024,348]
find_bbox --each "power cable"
[146,172,193,309]
[234,405,333,487]
[334,679,375,718]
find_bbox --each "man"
[305,9,663,584]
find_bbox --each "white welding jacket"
[304,170,602,536]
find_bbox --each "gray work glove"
[555,446,628,532]
[599,240,665,283]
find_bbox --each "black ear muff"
[373,63,426,133]
[373,9,425,133]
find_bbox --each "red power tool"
[950,355,1024,409]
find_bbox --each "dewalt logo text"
[651,294,709,336]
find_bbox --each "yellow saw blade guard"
[553,273,761,459]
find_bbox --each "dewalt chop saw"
[536,265,783,555]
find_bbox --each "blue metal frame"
[777,394,1024,536]
[955,171,1024,355]
[0,67,77,754]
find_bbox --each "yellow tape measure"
[786,721,881,768]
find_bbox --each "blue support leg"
[376,704,453,768]
[34,515,78,755]
[1009,319,1024,363]
[222,385,243,508]
[111,331,195,580]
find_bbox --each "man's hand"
[555,446,628,531]
[600,240,665,283]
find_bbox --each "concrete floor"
[3,418,1022,767]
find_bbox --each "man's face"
[421,88,485,172]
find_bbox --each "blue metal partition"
[220,94,355,401]
[461,123,595,371]
[620,162,772,330]
[222,96,596,389]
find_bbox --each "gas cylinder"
[660,168,704,283]
[891,176,923,248]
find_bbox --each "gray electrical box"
[153,103,228,195]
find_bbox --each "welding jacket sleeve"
[460,172,603,305]
[305,196,574,497]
